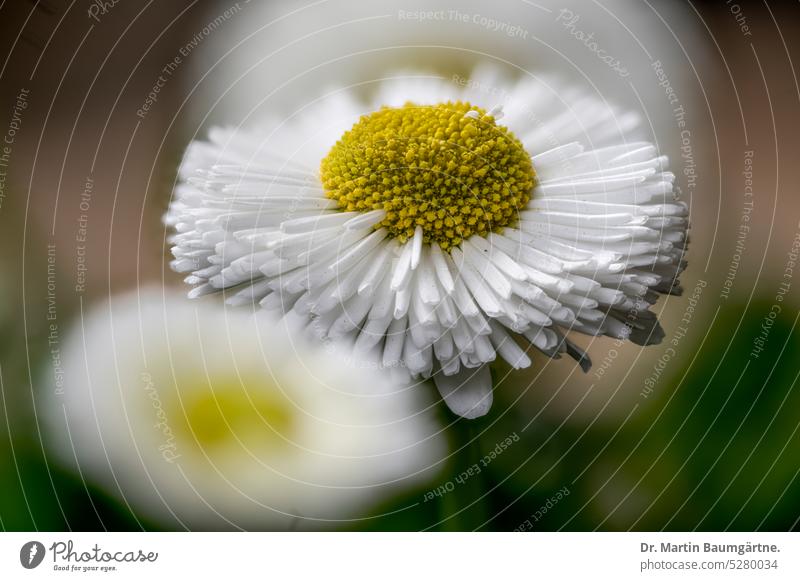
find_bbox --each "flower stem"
[444,420,488,531]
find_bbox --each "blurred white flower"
[46,288,446,530]
[189,0,703,156]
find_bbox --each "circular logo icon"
[20,541,46,569]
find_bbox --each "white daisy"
[46,288,446,530]
[167,68,688,419]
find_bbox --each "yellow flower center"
[320,101,535,250]
[173,376,294,455]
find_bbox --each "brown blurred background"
[2,0,797,422]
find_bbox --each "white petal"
[345,209,386,230]
[430,243,455,294]
[383,316,407,368]
[280,211,357,234]
[390,242,414,290]
[410,226,424,270]
[433,364,493,419]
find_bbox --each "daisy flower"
[167,68,688,419]
[46,288,446,529]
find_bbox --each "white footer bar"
[1,532,797,580]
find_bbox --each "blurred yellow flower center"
[175,378,294,453]
[320,101,535,250]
